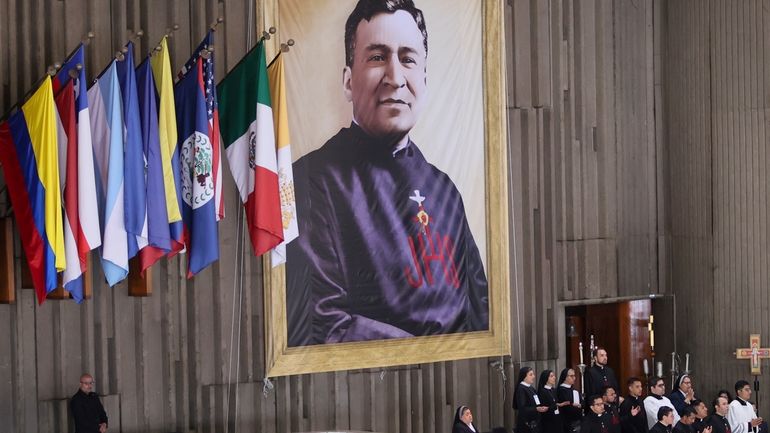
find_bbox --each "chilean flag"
[174,58,219,276]
[52,45,101,299]
[53,81,84,301]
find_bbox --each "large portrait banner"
[264,0,510,376]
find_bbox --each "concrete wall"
[0,0,668,431]
[664,0,770,414]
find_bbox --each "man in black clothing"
[604,386,623,433]
[651,407,676,433]
[70,374,108,433]
[620,377,647,433]
[586,348,621,402]
[692,400,713,433]
[674,406,698,433]
[709,396,732,433]
[583,395,611,433]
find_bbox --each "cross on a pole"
[735,334,770,375]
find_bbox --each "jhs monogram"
[403,189,461,289]
[403,225,460,289]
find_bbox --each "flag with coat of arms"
[174,57,219,276]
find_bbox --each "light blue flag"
[87,61,128,286]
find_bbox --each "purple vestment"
[286,124,488,346]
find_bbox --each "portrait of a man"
[285,0,489,346]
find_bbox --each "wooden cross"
[735,334,770,375]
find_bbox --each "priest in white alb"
[644,377,680,429]
[728,380,766,433]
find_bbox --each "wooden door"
[566,300,651,394]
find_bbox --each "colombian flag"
[0,77,65,304]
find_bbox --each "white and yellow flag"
[267,53,298,266]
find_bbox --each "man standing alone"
[70,374,108,433]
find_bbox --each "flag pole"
[210,16,225,32]
[215,27,276,87]
[0,68,56,123]
[0,31,95,123]
[146,24,180,59]
[129,29,144,44]
[266,39,295,69]
[134,25,183,72]
[92,50,128,83]
[97,25,178,83]
[58,30,96,69]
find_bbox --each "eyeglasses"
[81,381,95,385]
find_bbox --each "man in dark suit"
[709,396,732,433]
[674,406,699,433]
[70,374,108,433]
[583,395,612,433]
[651,407,676,433]
[620,377,647,433]
[585,348,621,401]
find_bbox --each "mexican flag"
[217,40,283,256]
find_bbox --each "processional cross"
[734,334,770,410]
[735,334,770,375]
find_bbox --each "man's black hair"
[657,406,674,421]
[735,380,751,393]
[588,394,604,407]
[344,0,428,67]
[649,376,664,389]
[691,399,704,409]
[712,396,727,413]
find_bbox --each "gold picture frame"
[262,0,509,377]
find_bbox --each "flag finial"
[262,26,277,40]
[210,17,225,31]
[280,39,295,53]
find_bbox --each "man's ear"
[343,66,353,102]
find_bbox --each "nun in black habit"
[538,370,566,433]
[514,367,548,433]
[557,368,584,433]
[453,405,478,433]
[669,374,694,415]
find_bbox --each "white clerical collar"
[545,385,553,390]
[521,381,532,387]
[560,384,572,388]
